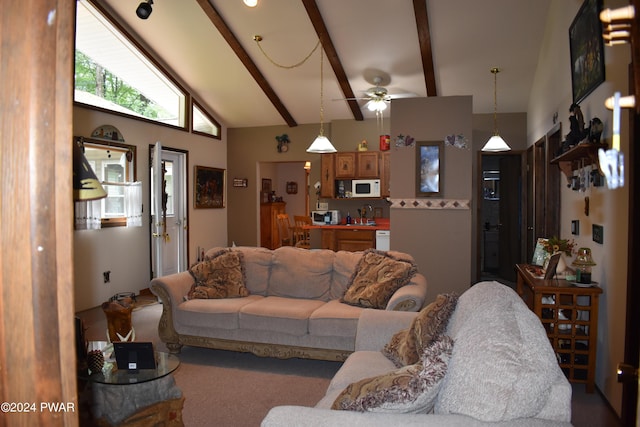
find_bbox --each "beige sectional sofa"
[150,246,428,361]
[262,281,573,426]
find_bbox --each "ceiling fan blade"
[387,93,415,99]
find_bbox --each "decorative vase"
[556,253,567,273]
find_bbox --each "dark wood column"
[0,1,78,425]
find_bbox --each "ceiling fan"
[336,75,414,114]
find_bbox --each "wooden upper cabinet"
[335,152,356,178]
[320,153,335,198]
[380,151,391,198]
[357,152,379,178]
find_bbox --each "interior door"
[525,146,535,263]
[151,143,188,278]
[497,154,522,282]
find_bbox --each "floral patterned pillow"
[341,249,418,309]
[383,293,458,367]
[332,335,454,413]
[186,249,249,299]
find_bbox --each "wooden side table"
[515,264,602,392]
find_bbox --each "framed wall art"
[194,166,225,208]
[416,141,443,197]
[569,0,605,104]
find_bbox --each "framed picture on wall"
[194,166,225,209]
[569,0,605,104]
[415,141,443,197]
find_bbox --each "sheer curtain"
[124,181,143,227]
[74,200,102,230]
[74,181,142,229]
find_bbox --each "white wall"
[528,0,632,415]
[73,106,228,311]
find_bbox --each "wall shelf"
[550,142,607,180]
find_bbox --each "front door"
[150,142,188,278]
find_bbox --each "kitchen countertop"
[305,218,390,231]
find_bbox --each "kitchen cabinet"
[335,152,356,178]
[320,154,335,198]
[260,202,286,249]
[356,152,379,178]
[320,151,388,199]
[516,264,601,393]
[320,228,375,252]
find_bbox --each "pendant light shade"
[307,135,336,153]
[307,46,336,153]
[483,135,511,152]
[73,138,107,201]
[482,67,511,152]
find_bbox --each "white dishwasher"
[375,230,390,251]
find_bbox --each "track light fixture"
[136,0,154,20]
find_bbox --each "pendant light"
[306,46,337,153]
[482,67,511,152]
[73,138,107,201]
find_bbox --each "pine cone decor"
[87,349,104,374]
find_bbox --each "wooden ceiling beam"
[195,0,298,127]
[413,0,437,96]
[301,0,364,121]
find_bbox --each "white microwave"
[351,179,381,198]
[311,210,341,225]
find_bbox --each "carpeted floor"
[77,301,341,426]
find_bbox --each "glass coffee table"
[80,350,180,384]
[79,347,183,425]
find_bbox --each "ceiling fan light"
[482,135,511,152]
[306,135,336,153]
[367,99,387,112]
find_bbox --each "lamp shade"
[482,135,511,152]
[306,135,336,153]
[572,247,596,266]
[73,139,107,201]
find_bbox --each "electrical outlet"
[592,224,604,244]
[103,271,111,283]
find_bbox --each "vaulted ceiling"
[95,0,552,129]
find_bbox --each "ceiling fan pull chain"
[254,35,321,69]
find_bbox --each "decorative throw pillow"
[341,249,418,309]
[383,293,458,367]
[186,249,249,299]
[332,335,454,413]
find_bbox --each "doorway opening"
[257,161,310,248]
[478,152,523,285]
[150,143,189,278]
